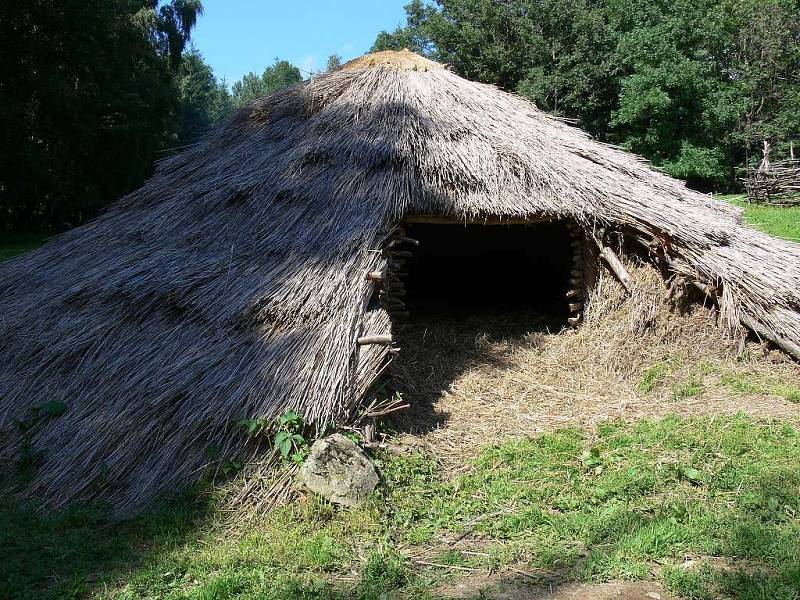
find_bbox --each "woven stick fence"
[1,50,799,515]
[746,159,800,205]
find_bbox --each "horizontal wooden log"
[403,214,552,225]
[393,236,419,246]
[357,335,393,346]
[366,271,383,282]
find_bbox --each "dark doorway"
[402,221,573,325]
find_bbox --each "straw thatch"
[1,50,800,514]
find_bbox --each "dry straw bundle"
[392,262,800,467]
[1,50,799,515]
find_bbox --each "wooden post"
[357,335,393,346]
[566,221,585,326]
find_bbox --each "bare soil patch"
[437,572,675,600]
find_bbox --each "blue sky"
[192,1,409,85]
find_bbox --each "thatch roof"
[2,50,799,514]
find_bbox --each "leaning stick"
[591,232,631,293]
[599,245,631,293]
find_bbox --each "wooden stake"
[357,335,393,346]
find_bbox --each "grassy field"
[1,201,799,599]
[1,415,799,599]
[716,194,800,241]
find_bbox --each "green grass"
[638,357,681,393]
[0,232,47,261]
[719,371,800,404]
[2,415,799,599]
[717,193,800,241]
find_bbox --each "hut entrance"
[399,221,573,326]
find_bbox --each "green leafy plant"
[221,458,242,476]
[236,418,267,436]
[274,410,308,464]
[233,410,310,464]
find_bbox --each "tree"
[231,59,303,108]
[371,0,438,54]
[326,54,343,72]
[0,0,203,229]
[175,49,233,145]
[719,0,800,163]
[372,0,800,190]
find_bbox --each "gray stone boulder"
[299,433,379,506]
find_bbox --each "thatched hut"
[2,50,800,514]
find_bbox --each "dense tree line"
[6,2,794,230]
[0,2,308,230]
[175,55,306,143]
[374,0,800,191]
[0,1,202,229]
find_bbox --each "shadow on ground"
[0,490,213,599]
